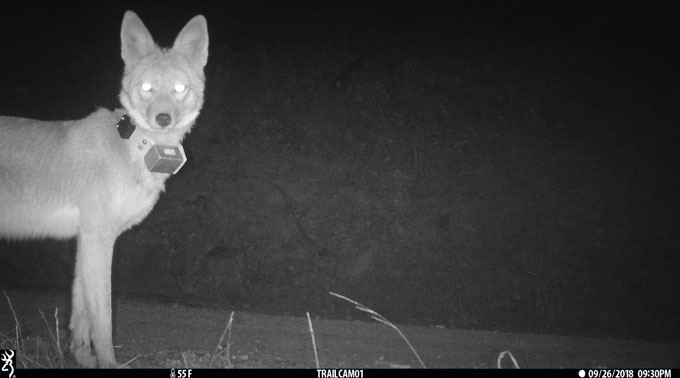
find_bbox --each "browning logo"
[0,350,14,378]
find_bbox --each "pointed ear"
[120,11,156,66]
[172,15,209,68]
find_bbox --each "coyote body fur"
[0,109,161,239]
[0,11,209,367]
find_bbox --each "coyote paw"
[101,360,127,369]
[71,344,97,368]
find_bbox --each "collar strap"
[116,115,187,175]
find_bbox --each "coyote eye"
[141,83,153,92]
[174,84,186,93]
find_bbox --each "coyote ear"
[172,15,209,68]
[120,11,156,66]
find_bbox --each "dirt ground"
[1,290,678,369]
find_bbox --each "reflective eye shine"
[174,84,187,93]
[141,82,153,91]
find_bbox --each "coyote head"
[119,11,209,145]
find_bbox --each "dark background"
[0,1,677,342]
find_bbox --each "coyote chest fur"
[0,11,209,368]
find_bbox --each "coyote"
[0,11,209,367]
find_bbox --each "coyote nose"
[155,113,172,127]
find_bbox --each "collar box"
[144,144,187,174]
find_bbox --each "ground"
[1,290,678,369]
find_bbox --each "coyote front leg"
[70,229,117,368]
